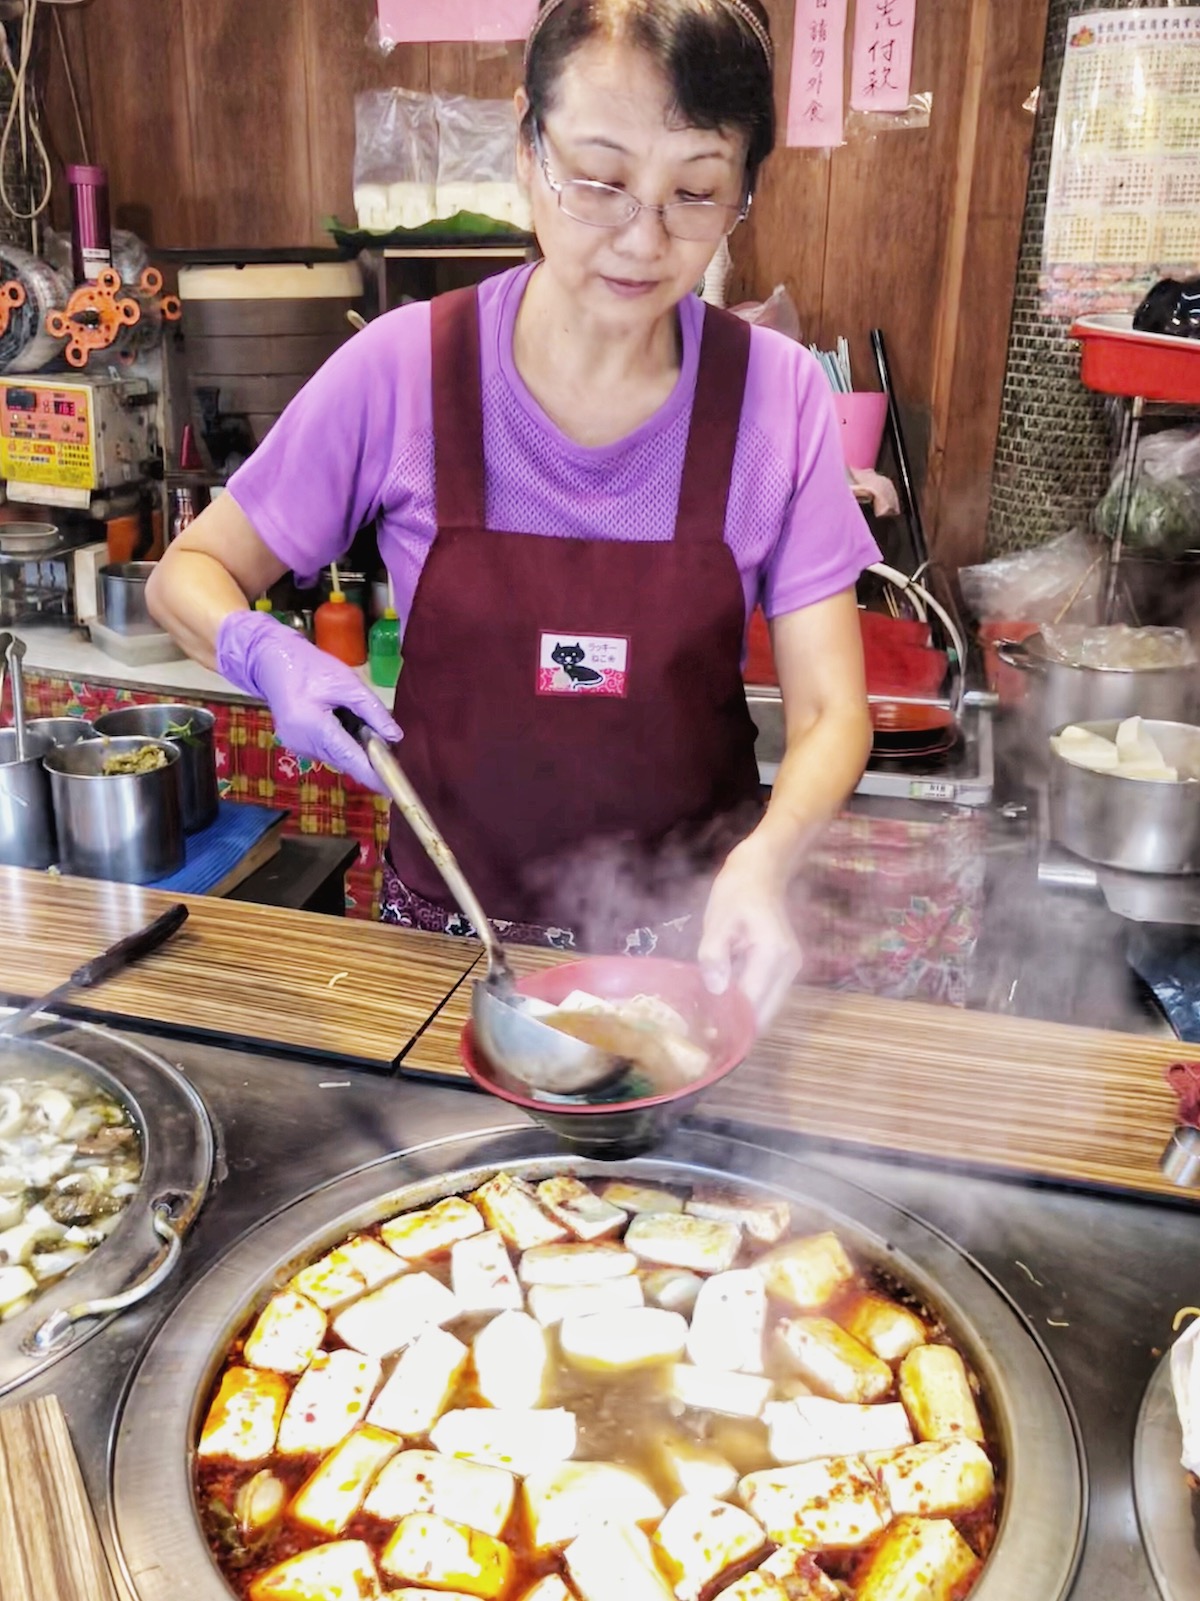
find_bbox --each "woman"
[148,0,878,1026]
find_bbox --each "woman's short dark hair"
[523,0,777,194]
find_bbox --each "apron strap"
[432,286,487,532]
[675,305,752,546]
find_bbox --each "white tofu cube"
[644,1270,704,1315]
[870,1439,995,1516]
[599,1180,684,1214]
[333,1272,459,1360]
[243,1291,327,1376]
[291,1236,406,1311]
[473,1310,549,1408]
[527,1277,643,1327]
[668,1364,773,1420]
[625,1213,742,1274]
[290,1425,400,1535]
[198,1367,289,1463]
[381,1197,484,1259]
[247,1540,380,1601]
[654,1432,739,1500]
[535,1177,626,1241]
[566,1522,675,1601]
[518,1242,637,1285]
[765,1398,913,1465]
[687,1270,766,1374]
[898,1345,985,1443]
[837,1292,926,1363]
[0,1263,36,1313]
[451,1230,522,1315]
[756,1234,855,1312]
[430,1408,576,1477]
[523,1461,663,1552]
[560,1306,687,1372]
[380,1513,513,1600]
[855,1516,980,1601]
[472,1174,567,1250]
[364,1448,516,1536]
[685,1191,790,1245]
[652,1494,768,1601]
[367,1326,467,1437]
[777,1319,893,1405]
[278,1350,382,1458]
[739,1458,889,1551]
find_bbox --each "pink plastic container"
[833,391,888,469]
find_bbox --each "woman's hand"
[698,836,801,1029]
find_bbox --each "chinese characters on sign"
[850,0,917,113]
[787,0,849,148]
[376,0,536,45]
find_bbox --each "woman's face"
[516,38,749,330]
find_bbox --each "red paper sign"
[850,0,917,113]
[786,0,848,149]
[376,0,537,45]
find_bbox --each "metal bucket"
[98,562,159,636]
[93,704,218,833]
[46,736,184,883]
[996,633,1197,732]
[25,716,98,748]
[1049,718,1200,874]
[0,727,55,868]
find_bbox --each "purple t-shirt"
[229,264,879,628]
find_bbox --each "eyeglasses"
[532,125,748,244]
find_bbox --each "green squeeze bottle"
[368,573,402,690]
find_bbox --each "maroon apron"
[388,283,761,942]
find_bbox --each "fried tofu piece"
[854,1516,980,1601]
[668,1363,773,1420]
[367,1326,468,1437]
[755,1234,855,1313]
[381,1197,485,1259]
[652,1493,769,1601]
[565,1523,675,1601]
[290,1425,400,1535]
[870,1439,994,1517]
[758,1547,841,1600]
[451,1230,522,1315]
[535,1177,626,1241]
[364,1449,516,1536]
[738,1457,889,1551]
[332,1271,459,1360]
[472,1174,567,1251]
[242,1290,327,1376]
[837,1292,926,1363]
[777,1318,893,1404]
[198,1367,289,1463]
[380,1513,513,1600]
[473,1310,549,1409]
[277,1350,381,1457]
[625,1213,741,1275]
[654,1430,739,1500]
[687,1269,767,1373]
[291,1235,407,1311]
[248,1540,380,1601]
[598,1180,684,1215]
[430,1408,576,1477]
[523,1461,663,1552]
[518,1242,637,1285]
[527,1277,643,1327]
[685,1191,790,1245]
[764,1398,913,1465]
[559,1306,688,1372]
[898,1345,984,1443]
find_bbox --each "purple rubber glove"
[217,609,401,795]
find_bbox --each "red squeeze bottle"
[314,569,367,667]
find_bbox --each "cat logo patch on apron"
[538,632,630,697]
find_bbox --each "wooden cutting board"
[0,1396,118,1601]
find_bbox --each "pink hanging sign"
[376,0,537,45]
[786,0,848,149]
[850,0,917,113]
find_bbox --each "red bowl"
[459,956,756,1159]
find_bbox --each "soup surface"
[195,1172,1001,1601]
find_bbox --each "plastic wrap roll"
[0,247,69,373]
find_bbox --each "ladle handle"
[336,710,511,981]
[5,635,27,759]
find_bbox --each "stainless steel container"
[93,704,218,833]
[99,561,159,636]
[25,716,97,748]
[1049,718,1200,874]
[0,726,55,868]
[997,633,1198,732]
[46,736,184,882]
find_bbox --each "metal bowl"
[45,736,184,883]
[0,522,61,556]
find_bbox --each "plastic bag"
[729,284,801,342]
[435,94,531,231]
[1094,426,1200,557]
[353,89,438,232]
[958,530,1103,626]
[1040,622,1197,670]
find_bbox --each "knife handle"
[69,904,190,990]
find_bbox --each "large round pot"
[46,736,184,882]
[996,633,1197,732]
[0,726,55,868]
[1049,718,1200,874]
[99,561,159,636]
[25,716,98,748]
[94,704,218,833]
[111,1128,1085,1601]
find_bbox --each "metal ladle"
[4,633,28,759]
[337,713,625,1096]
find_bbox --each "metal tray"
[1134,1350,1199,1600]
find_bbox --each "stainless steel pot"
[996,633,1197,732]
[99,561,159,636]
[1049,718,1200,874]
[46,736,184,882]
[93,704,218,833]
[0,726,55,868]
[25,716,97,748]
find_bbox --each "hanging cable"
[0,0,53,224]
[52,2,88,163]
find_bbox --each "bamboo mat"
[401,952,1195,1204]
[0,1396,118,1601]
[0,867,476,1065]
